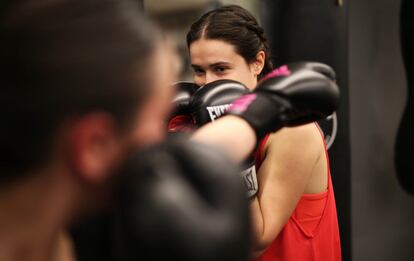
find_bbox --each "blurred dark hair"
[0,0,160,180]
[186,5,273,79]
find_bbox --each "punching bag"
[395,0,414,194]
[260,0,351,260]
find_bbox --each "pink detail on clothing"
[262,65,291,81]
[230,93,257,112]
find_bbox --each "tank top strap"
[254,133,271,170]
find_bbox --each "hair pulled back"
[187,5,273,79]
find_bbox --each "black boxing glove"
[189,79,249,126]
[271,62,338,146]
[167,82,198,133]
[263,61,336,82]
[114,138,250,261]
[228,63,340,141]
[189,79,259,199]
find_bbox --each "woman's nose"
[205,72,219,85]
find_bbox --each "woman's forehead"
[189,39,242,64]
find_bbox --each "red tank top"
[252,126,342,261]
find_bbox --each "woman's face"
[189,39,259,89]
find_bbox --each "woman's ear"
[250,50,266,76]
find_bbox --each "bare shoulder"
[265,123,325,163]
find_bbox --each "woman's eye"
[193,68,205,75]
[214,67,228,73]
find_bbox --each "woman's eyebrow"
[191,64,203,69]
[209,62,231,67]
[191,62,231,69]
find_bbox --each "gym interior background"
[142,0,414,260]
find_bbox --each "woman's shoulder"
[269,123,323,144]
[265,123,324,156]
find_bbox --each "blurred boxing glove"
[114,138,250,261]
[189,79,258,198]
[167,81,198,133]
[228,63,340,141]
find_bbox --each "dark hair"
[0,0,160,180]
[186,5,273,79]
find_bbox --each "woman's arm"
[249,123,327,256]
[191,115,257,163]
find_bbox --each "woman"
[187,5,342,261]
